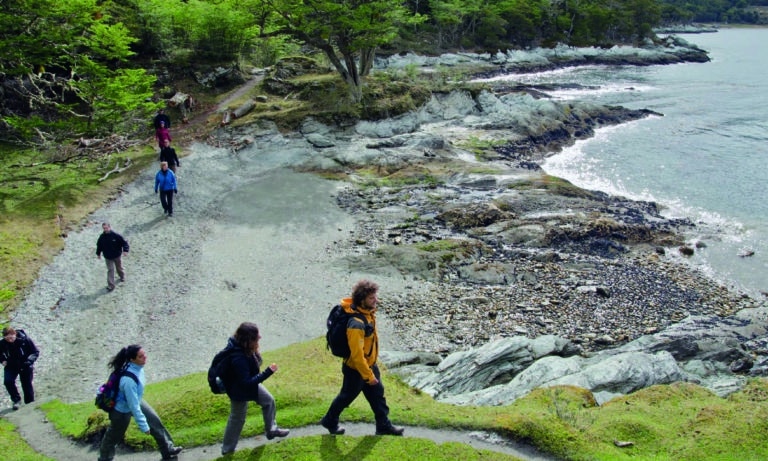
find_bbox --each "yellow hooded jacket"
[340,297,378,384]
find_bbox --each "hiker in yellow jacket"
[320,280,404,436]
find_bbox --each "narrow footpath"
[4,404,557,461]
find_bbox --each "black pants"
[4,366,34,404]
[323,363,392,430]
[160,190,174,215]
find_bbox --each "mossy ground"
[33,337,768,461]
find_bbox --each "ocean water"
[503,29,768,296]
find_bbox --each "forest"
[0,0,763,146]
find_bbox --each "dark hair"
[2,326,16,337]
[234,322,260,353]
[352,279,379,308]
[108,344,142,373]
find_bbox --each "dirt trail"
[4,404,556,461]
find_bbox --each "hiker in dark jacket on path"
[153,108,171,129]
[95,222,129,291]
[1,327,39,410]
[159,139,180,174]
[220,322,289,455]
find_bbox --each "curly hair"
[352,279,379,308]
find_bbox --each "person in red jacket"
[320,280,404,436]
[155,120,171,149]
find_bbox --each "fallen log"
[232,99,255,118]
[98,158,133,182]
[221,111,231,126]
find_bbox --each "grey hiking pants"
[98,400,176,461]
[221,384,276,454]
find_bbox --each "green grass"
[219,435,522,460]
[506,174,597,198]
[32,337,768,460]
[0,418,53,461]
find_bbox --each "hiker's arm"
[122,378,150,433]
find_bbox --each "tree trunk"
[359,47,376,77]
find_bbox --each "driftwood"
[221,111,231,126]
[232,99,255,118]
[98,158,133,182]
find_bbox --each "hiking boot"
[266,428,290,440]
[376,425,404,436]
[162,446,183,459]
[12,401,20,411]
[320,417,346,435]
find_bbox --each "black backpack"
[326,304,372,358]
[95,369,138,412]
[207,348,235,394]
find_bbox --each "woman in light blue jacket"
[98,345,183,461]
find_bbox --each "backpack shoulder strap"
[122,370,139,384]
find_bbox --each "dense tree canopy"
[0,0,762,145]
[0,0,157,145]
[261,0,424,102]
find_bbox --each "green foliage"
[220,435,524,460]
[263,0,425,101]
[659,0,764,24]
[0,0,158,142]
[0,418,52,461]
[415,239,466,252]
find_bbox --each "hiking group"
[154,108,180,218]
[3,279,402,459]
[93,108,180,293]
[207,279,403,456]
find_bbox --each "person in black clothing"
[153,108,171,129]
[159,139,180,174]
[95,222,129,291]
[220,322,289,455]
[1,326,39,410]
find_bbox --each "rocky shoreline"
[334,184,756,355]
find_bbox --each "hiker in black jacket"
[159,139,180,174]
[95,222,129,292]
[220,322,289,455]
[1,327,39,410]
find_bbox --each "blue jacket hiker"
[98,345,182,461]
[154,162,178,217]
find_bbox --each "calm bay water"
[507,29,768,296]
